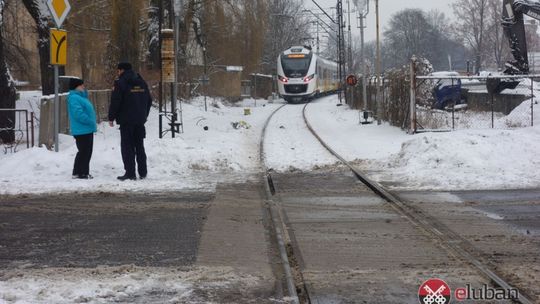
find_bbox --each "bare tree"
[452,0,488,73]
[22,0,62,95]
[146,0,161,68]
[177,0,198,81]
[0,1,17,143]
[484,0,501,69]
[65,0,111,87]
[320,25,340,62]
[262,0,310,74]
[109,0,143,71]
[383,9,437,68]
[2,2,38,84]
[425,9,470,71]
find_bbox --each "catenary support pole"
[158,0,163,138]
[359,1,369,111]
[409,57,416,134]
[375,0,381,124]
[532,77,534,127]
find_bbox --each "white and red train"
[277,46,339,103]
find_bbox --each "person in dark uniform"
[108,62,152,181]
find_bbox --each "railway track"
[260,99,535,304]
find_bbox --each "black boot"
[117,174,136,181]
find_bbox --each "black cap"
[117,62,132,70]
[69,78,84,90]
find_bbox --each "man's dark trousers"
[73,133,93,176]
[120,124,147,178]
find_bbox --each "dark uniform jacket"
[108,69,152,125]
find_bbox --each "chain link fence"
[413,74,538,132]
[348,59,539,133]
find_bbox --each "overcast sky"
[306,0,455,42]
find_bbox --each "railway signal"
[346,74,358,86]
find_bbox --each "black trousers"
[120,124,147,177]
[73,133,94,176]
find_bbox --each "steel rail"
[259,103,301,304]
[301,101,535,304]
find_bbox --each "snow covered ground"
[1,91,540,195]
[264,102,337,171]
[0,94,281,195]
[305,95,540,190]
[2,91,540,303]
[0,266,265,304]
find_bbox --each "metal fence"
[349,74,412,130]
[412,74,538,132]
[39,90,111,149]
[0,109,35,153]
[347,59,539,133]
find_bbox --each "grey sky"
[306,0,455,42]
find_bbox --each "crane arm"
[513,0,540,20]
[488,0,540,93]
[502,0,540,74]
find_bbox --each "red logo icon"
[418,278,451,304]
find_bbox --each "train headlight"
[278,75,289,83]
[303,74,315,83]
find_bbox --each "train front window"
[281,55,312,78]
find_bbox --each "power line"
[311,0,338,24]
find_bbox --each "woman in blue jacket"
[67,78,97,179]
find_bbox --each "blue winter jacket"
[67,89,97,136]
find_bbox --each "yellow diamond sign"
[47,0,71,28]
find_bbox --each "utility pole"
[316,21,320,55]
[347,0,353,75]
[358,0,369,111]
[158,0,163,138]
[337,0,346,104]
[172,0,178,137]
[347,0,353,107]
[272,0,279,97]
[375,0,381,124]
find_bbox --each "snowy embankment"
[0,94,281,195]
[306,95,540,191]
[2,91,540,194]
[376,127,540,190]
